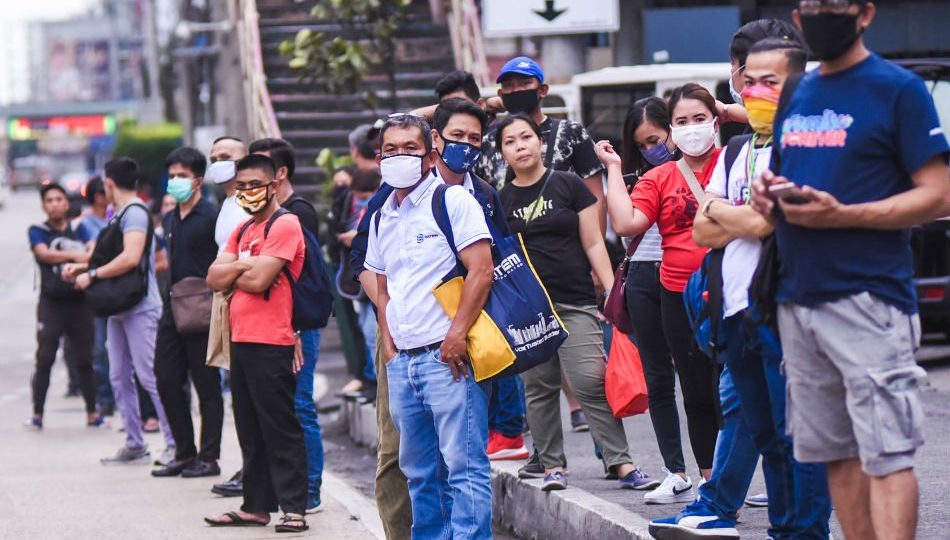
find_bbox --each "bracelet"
[88,267,98,282]
[702,198,717,219]
[722,104,731,122]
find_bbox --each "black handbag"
[85,202,153,317]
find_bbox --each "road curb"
[491,461,653,540]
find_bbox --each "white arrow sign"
[482,0,620,38]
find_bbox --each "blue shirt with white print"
[773,54,949,313]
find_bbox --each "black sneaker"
[518,452,545,479]
[570,410,589,432]
[181,460,221,478]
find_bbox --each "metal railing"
[446,0,491,87]
[234,0,282,139]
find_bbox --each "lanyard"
[744,133,772,205]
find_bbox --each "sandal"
[275,513,308,533]
[204,511,268,527]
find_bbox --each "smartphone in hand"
[768,183,811,205]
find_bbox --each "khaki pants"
[374,332,412,539]
[522,303,633,470]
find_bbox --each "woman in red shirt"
[596,83,721,503]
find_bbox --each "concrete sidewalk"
[0,369,383,540]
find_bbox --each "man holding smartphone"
[751,2,950,539]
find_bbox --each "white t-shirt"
[215,196,249,255]
[705,141,772,317]
[365,174,491,350]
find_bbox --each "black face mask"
[502,89,541,115]
[799,11,863,61]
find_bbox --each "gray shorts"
[778,292,926,477]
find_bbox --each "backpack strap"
[723,133,753,197]
[235,218,256,246]
[430,183,458,260]
[114,202,154,273]
[770,72,803,174]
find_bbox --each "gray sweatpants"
[778,292,925,477]
[107,306,174,450]
[522,303,633,470]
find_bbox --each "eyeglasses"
[799,0,856,15]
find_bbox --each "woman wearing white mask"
[595,83,721,504]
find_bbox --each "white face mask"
[671,120,717,157]
[380,154,427,189]
[206,160,236,185]
[729,66,744,105]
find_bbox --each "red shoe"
[487,432,529,461]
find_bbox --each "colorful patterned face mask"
[235,183,272,214]
[742,84,781,136]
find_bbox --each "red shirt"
[629,150,722,293]
[225,213,305,346]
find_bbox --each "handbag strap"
[676,159,706,204]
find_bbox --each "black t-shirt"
[28,221,91,302]
[162,197,219,285]
[282,195,320,239]
[499,170,597,305]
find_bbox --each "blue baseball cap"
[496,56,545,84]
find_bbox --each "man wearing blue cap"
[476,56,605,200]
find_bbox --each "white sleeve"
[444,185,492,252]
[705,148,728,198]
[364,213,386,275]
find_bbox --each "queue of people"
[23,1,948,539]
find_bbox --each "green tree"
[113,122,183,193]
[278,0,412,113]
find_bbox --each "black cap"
[730,19,804,66]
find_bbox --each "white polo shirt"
[365,173,491,350]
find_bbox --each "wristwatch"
[88,267,98,282]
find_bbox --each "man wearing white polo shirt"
[365,114,495,540]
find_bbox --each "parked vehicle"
[901,59,950,342]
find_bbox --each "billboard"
[47,39,112,102]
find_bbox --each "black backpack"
[236,208,334,331]
[85,203,153,317]
[749,73,803,329]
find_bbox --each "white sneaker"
[644,468,693,505]
[153,445,177,467]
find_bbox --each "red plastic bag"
[605,327,649,418]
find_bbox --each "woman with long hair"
[497,113,656,492]
[595,84,722,504]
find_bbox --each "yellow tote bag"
[432,276,516,381]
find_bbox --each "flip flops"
[203,511,267,527]
[275,513,309,533]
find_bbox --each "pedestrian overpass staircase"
[253,0,457,189]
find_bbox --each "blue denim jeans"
[487,374,525,438]
[357,301,378,382]
[716,313,831,539]
[92,316,114,408]
[296,329,324,508]
[387,349,492,540]
[698,365,759,521]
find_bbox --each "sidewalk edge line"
[323,471,386,540]
[491,461,653,540]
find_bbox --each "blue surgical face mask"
[438,136,482,174]
[641,139,674,167]
[166,177,194,202]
